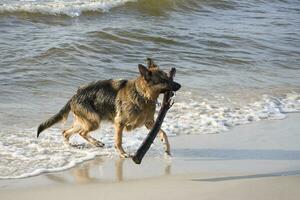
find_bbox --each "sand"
[1,113,300,200]
[1,173,300,200]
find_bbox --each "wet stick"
[132,68,177,164]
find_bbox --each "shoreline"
[1,113,300,199]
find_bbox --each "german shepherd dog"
[37,58,181,158]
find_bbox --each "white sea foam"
[0,0,136,17]
[161,92,300,135]
[0,125,164,179]
[0,92,299,179]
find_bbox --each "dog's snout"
[171,82,181,91]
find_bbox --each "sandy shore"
[1,173,300,200]
[1,113,300,200]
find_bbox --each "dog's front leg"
[158,129,171,156]
[114,123,130,158]
[145,121,171,156]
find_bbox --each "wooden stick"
[132,68,177,164]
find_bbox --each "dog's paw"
[94,141,105,148]
[119,153,131,158]
[164,151,172,159]
[63,139,70,146]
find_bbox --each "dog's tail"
[37,100,71,138]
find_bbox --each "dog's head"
[138,58,181,95]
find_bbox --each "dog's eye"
[156,79,168,85]
[162,79,169,83]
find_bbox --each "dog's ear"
[147,58,158,69]
[138,64,151,81]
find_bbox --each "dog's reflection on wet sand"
[46,157,171,184]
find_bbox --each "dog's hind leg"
[72,102,105,147]
[78,129,105,148]
[62,127,74,144]
[62,115,81,145]
[62,125,81,145]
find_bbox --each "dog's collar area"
[134,83,157,105]
[135,89,157,104]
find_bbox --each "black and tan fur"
[37,58,181,158]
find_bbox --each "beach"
[1,0,300,199]
[1,113,300,199]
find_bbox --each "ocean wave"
[0,0,293,17]
[0,0,137,17]
[0,0,236,17]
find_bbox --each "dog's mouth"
[160,81,181,94]
[171,81,181,92]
